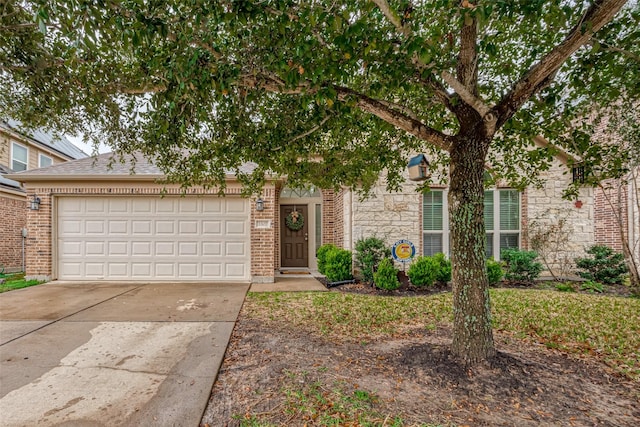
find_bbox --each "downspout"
[21,227,27,272]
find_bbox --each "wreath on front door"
[285,210,305,231]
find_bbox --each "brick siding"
[0,194,27,272]
[594,179,628,252]
[24,184,277,282]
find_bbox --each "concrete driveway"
[0,281,249,426]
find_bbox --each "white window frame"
[486,189,521,259]
[39,153,53,168]
[11,142,28,171]
[422,190,449,257]
[422,188,520,260]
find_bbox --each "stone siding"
[526,162,595,275]
[350,169,423,254]
[0,193,27,272]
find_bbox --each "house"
[10,147,638,283]
[0,121,87,273]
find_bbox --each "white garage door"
[56,196,250,281]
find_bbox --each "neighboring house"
[11,148,639,283]
[0,121,87,272]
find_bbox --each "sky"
[67,135,111,155]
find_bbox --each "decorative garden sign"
[392,240,416,263]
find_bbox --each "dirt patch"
[201,315,639,426]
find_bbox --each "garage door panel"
[85,263,104,277]
[60,220,82,235]
[131,263,152,277]
[132,242,151,256]
[132,220,152,234]
[179,242,198,255]
[108,241,129,256]
[132,199,153,213]
[226,221,245,234]
[60,241,82,256]
[108,263,129,277]
[203,221,221,235]
[155,221,175,234]
[226,264,246,278]
[108,199,128,213]
[85,220,105,235]
[179,221,198,234]
[85,241,105,255]
[57,197,250,281]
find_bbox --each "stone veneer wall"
[526,162,595,273]
[0,193,27,272]
[24,183,277,282]
[350,169,423,254]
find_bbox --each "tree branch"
[590,39,640,62]
[441,70,490,117]
[370,0,410,37]
[288,115,332,144]
[456,3,479,93]
[333,85,453,151]
[495,0,628,129]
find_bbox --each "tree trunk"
[448,136,495,364]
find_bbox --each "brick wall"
[0,193,27,272]
[23,183,277,282]
[321,189,335,245]
[594,179,628,252]
[333,188,345,248]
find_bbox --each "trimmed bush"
[354,236,391,284]
[486,258,503,285]
[501,249,543,283]
[374,258,400,291]
[575,245,628,285]
[407,256,439,287]
[316,244,337,275]
[325,248,353,283]
[432,253,452,284]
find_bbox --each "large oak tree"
[2,0,638,363]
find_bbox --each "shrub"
[316,244,337,275]
[580,280,604,293]
[354,236,391,284]
[501,249,543,283]
[575,245,628,285]
[432,253,452,284]
[555,282,576,292]
[486,258,504,285]
[325,248,353,283]
[407,256,439,287]
[374,258,400,291]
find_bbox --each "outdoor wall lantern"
[255,197,265,212]
[30,195,41,211]
[408,154,430,181]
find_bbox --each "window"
[39,154,53,168]
[11,142,28,171]
[422,190,448,256]
[423,189,520,259]
[483,189,521,258]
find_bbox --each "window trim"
[11,142,28,171]
[38,153,53,168]
[422,190,449,257]
[422,188,520,260]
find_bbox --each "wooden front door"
[280,205,309,267]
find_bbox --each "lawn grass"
[247,289,640,380]
[0,274,43,293]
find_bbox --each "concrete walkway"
[249,276,328,292]
[0,281,249,426]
